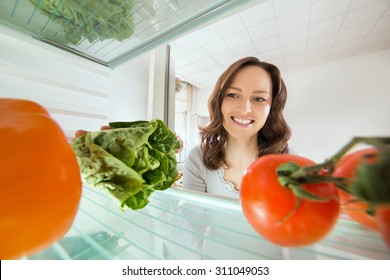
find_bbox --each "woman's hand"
[174,132,184,154]
[73,126,112,140]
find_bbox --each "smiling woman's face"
[221,65,272,141]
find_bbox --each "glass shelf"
[0,0,263,68]
[26,184,390,260]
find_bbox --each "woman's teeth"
[232,117,252,125]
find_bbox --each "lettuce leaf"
[29,0,135,45]
[72,119,180,210]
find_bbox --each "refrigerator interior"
[24,185,390,260]
[0,0,265,67]
[1,1,389,260]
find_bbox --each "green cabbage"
[29,0,135,44]
[71,119,180,210]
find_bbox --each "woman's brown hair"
[199,56,291,170]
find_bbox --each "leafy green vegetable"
[72,119,180,210]
[29,0,135,45]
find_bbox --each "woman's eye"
[226,93,239,98]
[253,97,266,102]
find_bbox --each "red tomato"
[0,98,82,259]
[240,154,340,247]
[333,148,379,231]
[376,206,390,248]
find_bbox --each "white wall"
[0,26,151,139]
[284,48,390,162]
[0,26,111,139]
[111,52,150,122]
[190,48,390,162]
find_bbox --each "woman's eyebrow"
[228,86,269,94]
[227,86,242,91]
[253,90,270,94]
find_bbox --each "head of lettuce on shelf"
[71,119,181,210]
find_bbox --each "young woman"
[183,56,293,199]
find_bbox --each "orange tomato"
[333,148,379,231]
[0,98,82,259]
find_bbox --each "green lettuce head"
[71,119,180,210]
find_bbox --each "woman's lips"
[231,116,254,125]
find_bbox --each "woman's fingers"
[74,129,88,138]
[175,134,184,154]
[73,126,111,141]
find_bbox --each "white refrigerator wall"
[192,48,390,162]
[0,27,150,140]
[111,52,150,122]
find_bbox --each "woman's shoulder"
[189,144,201,152]
[187,145,203,163]
[183,145,207,193]
[287,146,299,155]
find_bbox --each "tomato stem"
[277,136,390,208]
[325,137,390,173]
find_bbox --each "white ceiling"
[169,0,390,89]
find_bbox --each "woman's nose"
[237,98,252,113]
